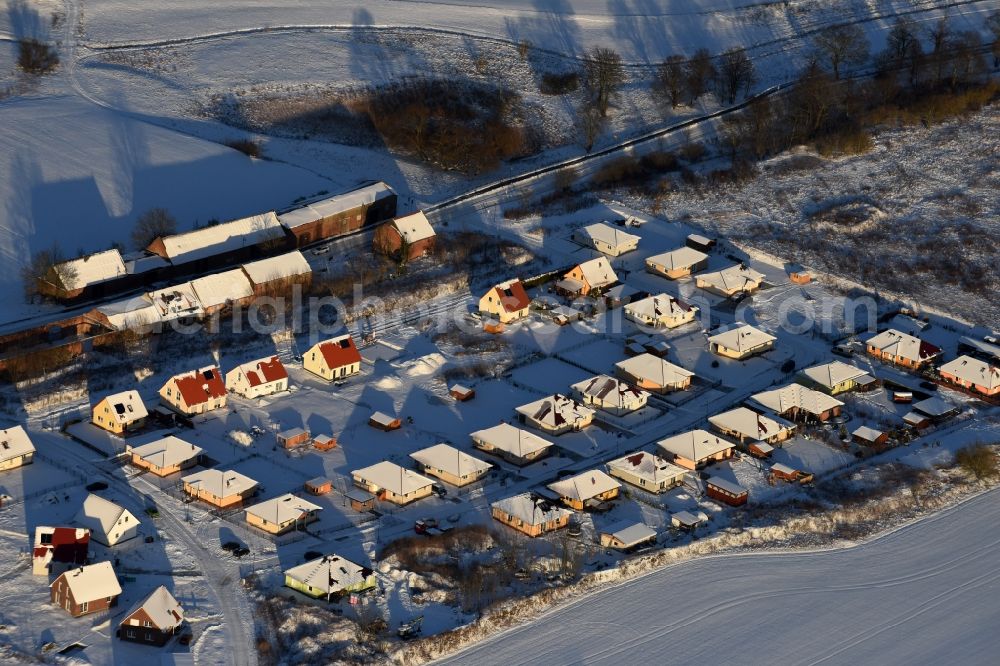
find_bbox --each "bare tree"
[812,24,870,80]
[926,16,952,85]
[715,47,757,104]
[947,31,986,87]
[578,102,604,152]
[21,244,75,302]
[879,18,924,85]
[583,47,625,117]
[987,12,1000,67]
[653,55,687,108]
[131,207,178,250]
[684,48,716,103]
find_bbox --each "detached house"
[708,323,776,360]
[606,451,688,493]
[709,407,794,445]
[866,329,942,368]
[571,223,639,256]
[624,294,698,329]
[373,211,436,261]
[547,470,621,510]
[33,526,90,576]
[225,355,289,399]
[614,354,694,393]
[656,429,736,470]
[409,443,492,487]
[50,561,122,617]
[352,461,435,505]
[159,366,227,416]
[119,586,184,646]
[303,334,362,381]
[0,425,35,472]
[645,246,709,279]
[799,361,873,395]
[557,257,618,297]
[284,554,376,600]
[938,355,1000,397]
[91,390,148,435]
[491,493,571,537]
[571,375,650,416]
[470,423,554,466]
[182,469,259,508]
[695,264,765,297]
[515,394,595,435]
[479,279,532,324]
[245,494,322,535]
[75,494,140,546]
[750,384,844,422]
[128,436,203,477]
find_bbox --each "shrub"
[225,139,262,158]
[678,141,707,162]
[639,151,679,172]
[18,39,59,74]
[955,444,998,480]
[540,72,579,95]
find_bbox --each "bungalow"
[241,251,312,296]
[671,510,709,531]
[708,323,776,360]
[708,407,794,445]
[557,257,618,297]
[75,494,140,546]
[50,561,122,617]
[866,329,942,368]
[571,222,639,256]
[606,451,687,493]
[373,211,436,261]
[470,423,554,466]
[33,526,89,576]
[570,375,650,416]
[515,394,594,435]
[645,247,709,279]
[750,384,844,422]
[118,586,184,646]
[706,477,748,507]
[547,470,621,510]
[491,493,571,537]
[0,425,35,472]
[303,334,362,381]
[478,279,532,324]
[599,522,657,551]
[938,355,1000,397]
[410,443,492,487]
[852,425,889,449]
[245,494,322,535]
[277,427,311,449]
[128,436,203,477]
[91,390,148,435]
[656,429,735,470]
[799,361,872,395]
[181,469,259,508]
[624,294,698,329]
[159,366,227,416]
[189,269,254,315]
[352,461,434,505]
[225,355,289,399]
[695,264,765,297]
[614,354,694,393]
[284,554,376,600]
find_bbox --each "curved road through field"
[438,488,1000,665]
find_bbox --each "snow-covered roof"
[75,494,136,539]
[352,461,434,495]
[625,293,696,322]
[657,429,735,462]
[492,493,571,526]
[391,211,436,244]
[410,444,492,478]
[96,390,148,424]
[958,336,1000,361]
[547,470,621,501]
[602,521,656,547]
[129,436,202,469]
[903,411,929,426]
[189,269,254,309]
[771,462,797,476]
[486,278,532,313]
[913,396,957,417]
[571,375,649,410]
[615,354,694,385]
[229,355,288,387]
[866,329,941,363]
[576,223,639,249]
[277,183,395,229]
[155,212,284,264]
[671,510,708,527]
[311,334,362,370]
[645,246,708,272]
[573,256,618,289]
[146,282,204,320]
[241,251,311,285]
[245,493,322,524]
[123,585,184,630]
[95,295,163,331]
[0,425,35,463]
[708,323,776,352]
[607,451,686,484]
[284,554,373,594]
[52,561,121,602]
[707,476,747,496]
[800,361,869,389]
[708,407,792,440]
[53,249,127,291]
[696,263,765,292]
[515,394,594,429]
[939,355,1000,391]
[751,384,844,416]
[852,425,885,442]
[471,423,554,458]
[369,411,398,427]
[182,469,258,498]
[166,366,226,406]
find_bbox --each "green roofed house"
[284,554,376,601]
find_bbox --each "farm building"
[449,384,475,401]
[478,278,532,324]
[570,375,650,416]
[146,283,204,322]
[128,436,203,477]
[277,182,397,247]
[33,526,90,576]
[92,295,164,333]
[671,510,709,531]
[695,264,765,297]
[75,494,140,547]
[599,522,657,551]
[866,329,942,368]
[571,223,639,256]
[189,269,254,315]
[352,461,434,505]
[226,355,289,399]
[547,470,621,510]
[706,477,748,506]
[614,354,694,393]
[606,451,687,493]
[159,366,227,416]
[645,246,709,279]
[146,211,287,268]
[303,334,362,381]
[50,562,122,618]
[305,477,332,495]
[709,407,794,445]
[410,443,492,487]
[284,554,376,600]
[656,429,735,470]
[798,361,873,395]
[245,494,322,535]
[470,423,554,466]
[91,390,148,435]
[368,411,401,432]
[515,394,595,435]
[708,323,776,360]
[118,586,185,646]
[0,425,35,472]
[624,294,698,329]
[750,384,844,422]
[277,427,311,449]
[241,251,312,296]
[39,248,128,301]
[373,211,436,261]
[491,493,572,537]
[557,257,618,297]
[852,426,889,449]
[181,469,259,508]
[938,355,1000,396]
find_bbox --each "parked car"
[432,484,447,498]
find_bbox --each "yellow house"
[708,323,776,360]
[303,334,362,381]
[479,279,532,324]
[92,390,148,435]
[624,294,698,329]
[0,425,35,472]
[284,554,375,600]
[409,444,492,487]
[558,257,618,296]
[351,461,434,505]
[491,493,571,537]
[546,470,621,510]
[695,264,765,297]
[181,469,258,508]
[798,361,871,395]
[245,494,321,535]
[128,436,202,477]
[645,247,708,279]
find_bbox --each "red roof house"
[226,355,289,399]
[159,366,227,416]
[478,279,532,324]
[304,334,363,381]
[33,526,90,576]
